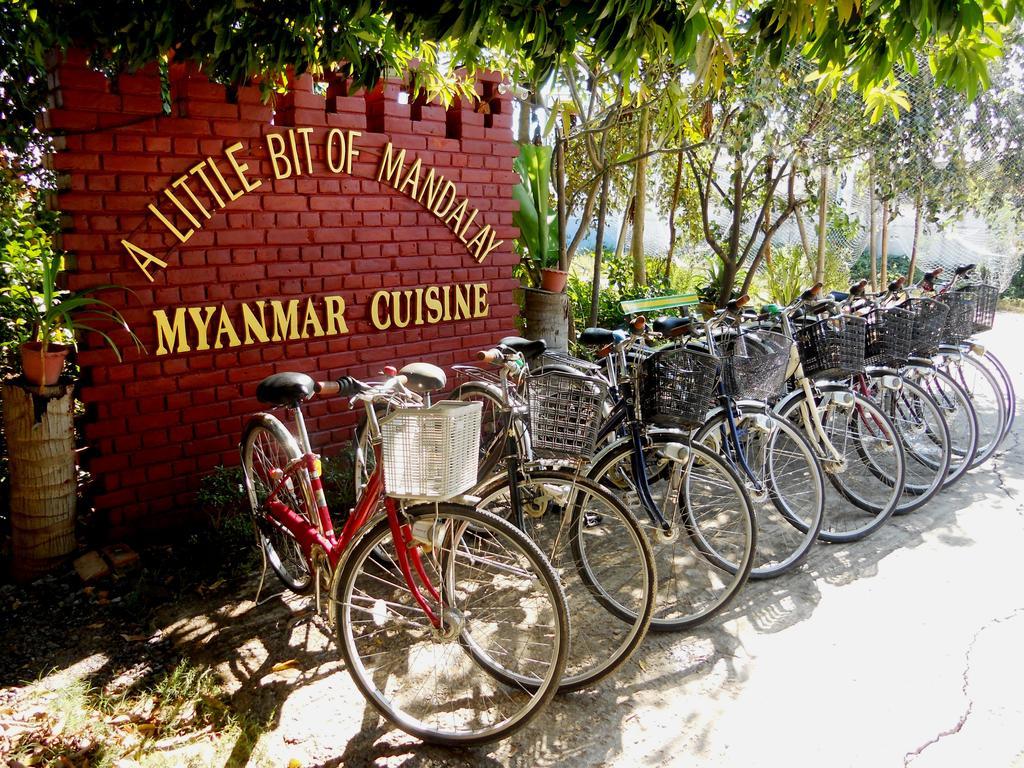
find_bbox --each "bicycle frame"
[256,404,443,626]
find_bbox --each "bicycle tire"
[863,372,951,515]
[473,469,656,692]
[775,386,905,543]
[693,403,825,579]
[446,380,511,482]
[964,345,1015,444]
[935,350,1006,467]
[904,364,979,487]
[587,430,756,631]
[330,503,568,746]
[240,414,315,593]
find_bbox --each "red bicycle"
[239,362,568,745]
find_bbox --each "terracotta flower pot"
[540,268,569,293]
[20,342,71,386]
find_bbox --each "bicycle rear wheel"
[473,469,656,692]
[240,414,314,593]
[331,503,568,746]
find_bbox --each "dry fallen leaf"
[270,659,299,672]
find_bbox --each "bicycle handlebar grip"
[477,348,504,364]
[727,294,751,311]
[800,282,824,301]
[315,380,341,397]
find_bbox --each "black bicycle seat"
[955,263,976,276]
[652,316,692,337]
[400,362,447,393]
[498,336,547,360]
[579,327,616,347]
[256,372,316,406]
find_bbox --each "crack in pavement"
[990,428,1019,502]
[902,607,1024,767]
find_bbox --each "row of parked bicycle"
[239,263,1012,746]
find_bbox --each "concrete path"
[150,312,1024,768]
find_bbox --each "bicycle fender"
[586,427,689,471]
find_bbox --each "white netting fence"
[665,51,1023,291]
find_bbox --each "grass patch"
[997,298,1024,313]
[1,659,269,767]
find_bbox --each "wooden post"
[522,287,570,352]
[1,377,76,582]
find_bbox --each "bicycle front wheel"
[693,404,825,579]
[473,470,656,692]
[904,364,978,487]
[332,503,568,746]
[865,373,951,515]
[936,351,1007,467]
[588,431,756,631]
[776,386,905,543]
[240,414,314,593]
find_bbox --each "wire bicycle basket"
[718,330,793,401]
[639,346,720,429]
[525,370,608,459]
[794,314,866,379]
[966,284,998,332]
[938,291,976,345]
[903,297,948,356]
[380,401,482,501]
[863,306,914,367]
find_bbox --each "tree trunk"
[908,192,923,283]
[868,168,877,291]
[517,92,531,143]
[815,164,829,284]
[718,260,738,307]
[615,195,633,263]
[763,157,774,267]
[720,156,744,306]
[631,108,650,288]
[880,198,890,287]
[795,204,813,270]
[590,169,611,328]
[2,378,77,582]
[554,127,569,271]
[665,150,684,281]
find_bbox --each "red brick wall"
[43,51,520,538]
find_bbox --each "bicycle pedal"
[583,511,604,528]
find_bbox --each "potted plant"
[2,252,144,389]
[512,144,565,292]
